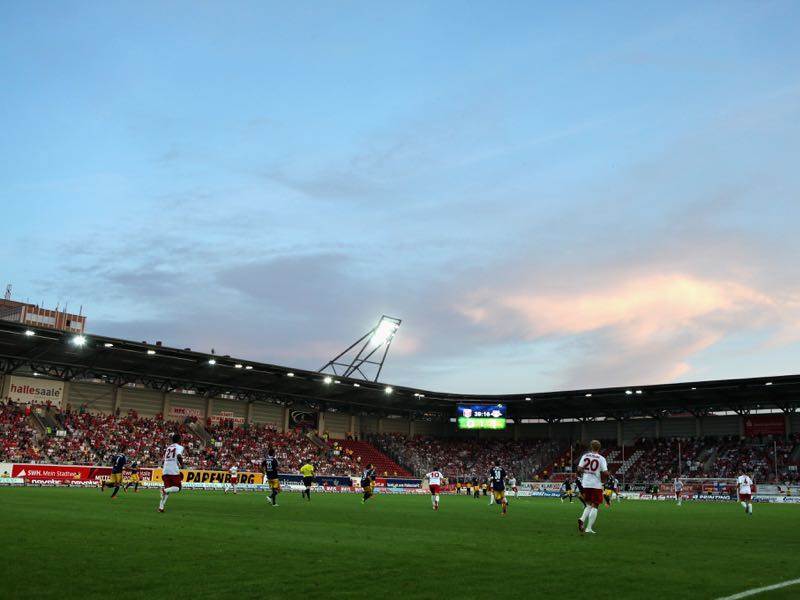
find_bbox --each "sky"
[2,1,800,395]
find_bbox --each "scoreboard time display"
[457,404,507,430]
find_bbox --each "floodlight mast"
[318,315,402,382]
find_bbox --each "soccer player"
[574,475,586,507]
[509,476,518,498]
[262,448,280,506]
[158,433,185,513]
[124,461,140,493]
[560,479,573,503]
[472,476,480,499]
[489,461,509,516]
[101,448,126,499]
[425,468,444,511]
[361,463,377,504]
[673,477,683,506]
[576,440,608,534]
[737,469,754,516]
[603,474,618,507]
[225,465,239,495]
[300,461,315,501]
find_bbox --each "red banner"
[11,464,156,483]
[744,415,785,437]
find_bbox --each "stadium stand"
[370,434,561,480]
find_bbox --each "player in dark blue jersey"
[101,450,126,499]
[574,475,586,507]
[361,464,376,504]
[489,461,508,515]
[262,448,280,507]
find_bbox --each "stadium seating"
[369,434,562,481]
[333,439,411,477]
[3,399,798,484]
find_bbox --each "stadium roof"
[1,320,799,420]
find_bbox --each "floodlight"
[104,343,114,348]
[234,364,243,369]
[323,376,333,384]
[208,359,216,365]
[245,365,253,370]
[146,349,156,355]
[353,383,360,387]
[72,335,87,347]
[585,393,592,397]
[287,372,294,377]
[765,382,773,386]
[635,390,643,395]
[625,390,633,395]
[370,318,399,346]
[24,330,35,337]
[384,386,393,394]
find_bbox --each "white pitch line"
[715,577,800,600]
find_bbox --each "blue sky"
[2,1,800,394]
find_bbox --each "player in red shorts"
[576,440,608,535]
[158,433,185,513]
[425,468,444,511]
[737,469,754,516]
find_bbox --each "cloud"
[451,271,798,388]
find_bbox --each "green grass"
[1,488,799,599]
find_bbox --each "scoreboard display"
[457,404,506,429]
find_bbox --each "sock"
[502,500,507,514]
[580,506,590,523]
[160,492,169,509]
[270,491,278,505]
[588,507,598,530]
[741,501,747,510]
[435,495,440,505]
[748,503,753,514]
[134,482,138,492]
[110,486,120,498]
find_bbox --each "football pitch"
[2,488,799,600]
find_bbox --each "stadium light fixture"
[370,317,399,347]
[585,393,592,397]
[72,335,87,347]
[103,343,114,348]
[353,383,360,387]
[287,372,294,377]
[24,329,35,336]
[208,359,216,365]
[635,390,643,395]
[33,372,39,376]
[765,382,773,386]
[245,365,253,370]
[691,387,697,390]
[234,364,243,369]
[384,386,393,394]
[323,376,333,384]
[625,390,633,395]
[146,349,156,355]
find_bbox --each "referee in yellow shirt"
[299,462,315,501]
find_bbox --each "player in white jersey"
[736,469,754,515]
[509,477,518,498]
[425,468,444,511]
[673,477,683,506]
[158,433,185,513]
[225,465,239,495]
[576,440,608,535]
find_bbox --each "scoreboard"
[457,404,506,429]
